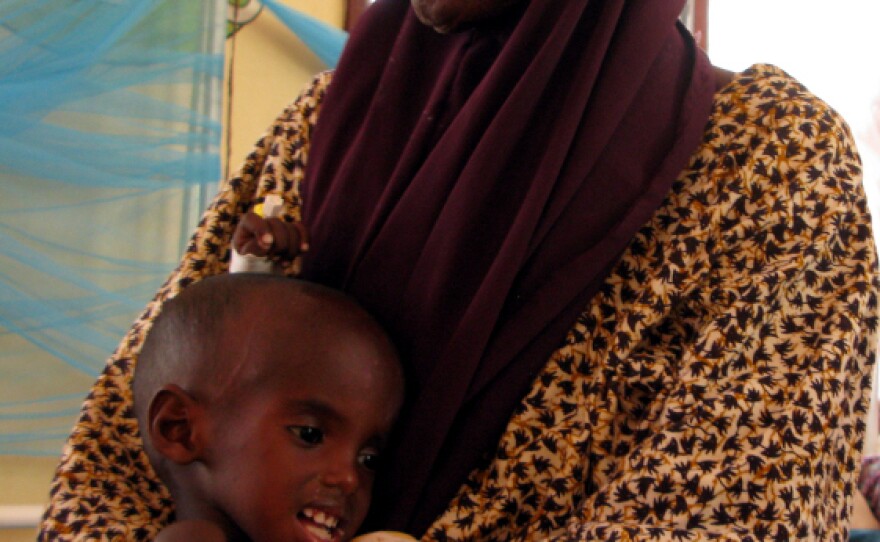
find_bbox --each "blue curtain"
[261,0,346,67]
[0,0,226,456]
[0,0,348,457]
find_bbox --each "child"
[133,273,405,542]
[231,207,309,264]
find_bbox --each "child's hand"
[232,212,309,261]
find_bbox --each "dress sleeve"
[424,66,880,542]
[564,88,879,541]
[37,71,333,542]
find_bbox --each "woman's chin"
[411,2,461,33]
[411,0,523,34]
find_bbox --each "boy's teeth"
[302,507,339,528]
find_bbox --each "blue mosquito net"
[0,0,346,456]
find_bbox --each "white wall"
[707,0,880,455]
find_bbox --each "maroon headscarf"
[300,0,716,533]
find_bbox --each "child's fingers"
[232,212,272,256]
[259,232,274,250]
[265,219,309,259]
[292,221,309,253]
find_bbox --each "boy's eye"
[358,450,380,471]
[289,425,324,445]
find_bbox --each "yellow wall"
[0,3,345,541]
[223,0,345,177]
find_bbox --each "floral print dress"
[39,65,879,542]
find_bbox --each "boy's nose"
[320,455,359,494]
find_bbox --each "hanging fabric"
[0,0,226,456]
[0,0,347,458]
[260,0,347,67]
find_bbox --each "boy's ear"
[147,384,206,465]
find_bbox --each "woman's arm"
[424,65,879,542]
[570,71,878,542]
[37,71,332,542]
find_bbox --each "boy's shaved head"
[133,273,399,449]
[132,273,404,541]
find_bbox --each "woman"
[40,0,878,540]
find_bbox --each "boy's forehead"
[209,326,399,409]
[238,286,346,324]
[193,284,397,391]
[223,288,322,340]
[212,294,385,372]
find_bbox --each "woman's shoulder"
[690,62,862,200]
[276,70,335,127]
[666,62,868,271]
[710,63,856,148]
[305,70,335,104]
[245,70,335,164]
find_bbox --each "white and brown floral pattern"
[40,66,878,542]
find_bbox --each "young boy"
[133,273,405,542]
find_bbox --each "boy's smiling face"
[196,296,403,542]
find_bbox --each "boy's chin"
[293,507,349,542]
[352,532,418,542]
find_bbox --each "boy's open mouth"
[299,507,343,541]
